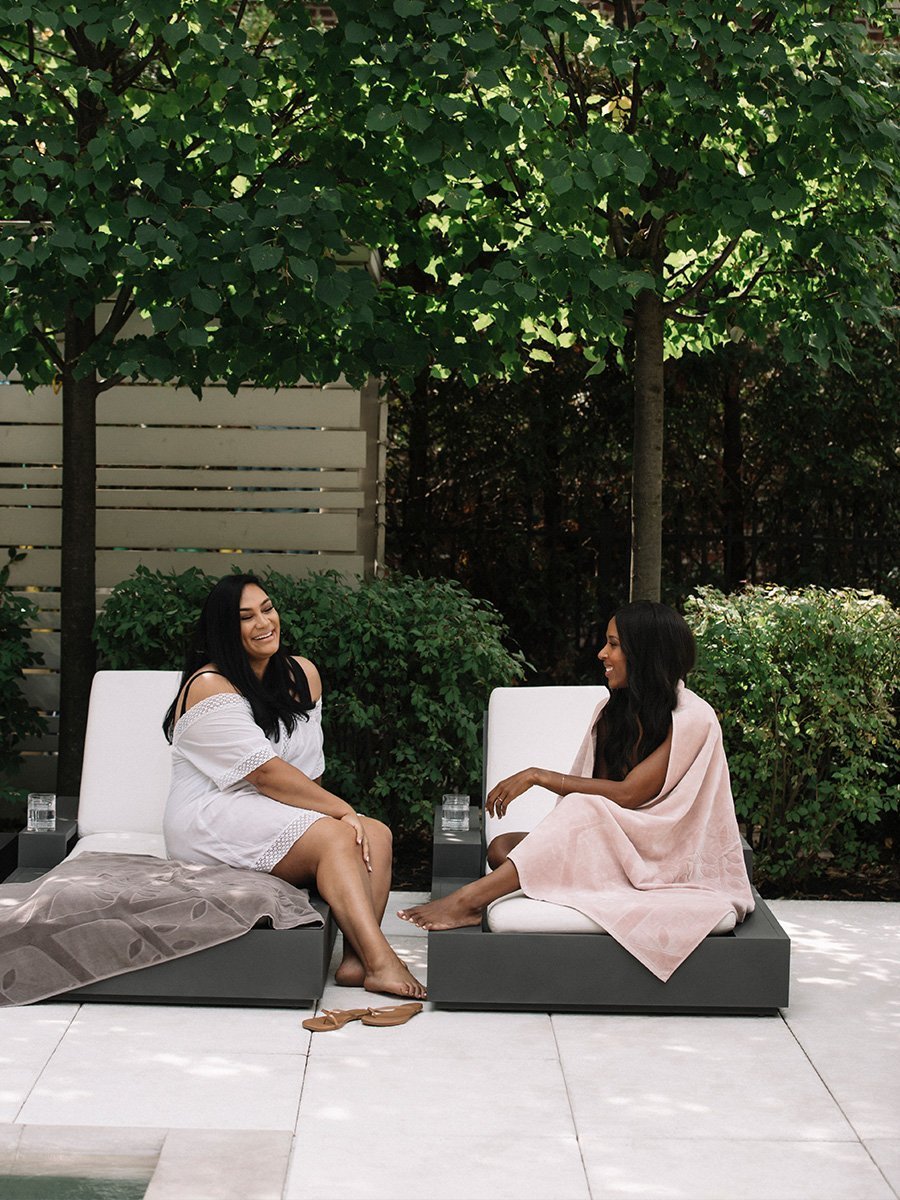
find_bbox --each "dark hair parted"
[163,573,314,742]
[597,600,696,780]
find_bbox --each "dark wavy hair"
[597,600,695,780]
[163,573,314,742]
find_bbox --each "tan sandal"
[360,1002,424,1027]
[302,1007,369,1033]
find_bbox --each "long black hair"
[163,573,314,742]
[597,600,695,780]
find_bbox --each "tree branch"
[32,326,64,370]
[607,209,628,258]
[113,35,165,94]
[540,27,588,131]
[233,0,249,31]
[97,285,136,344]
[664,235,741,310]
[469,80,530,205]
[97,372,126,393]
[726,255,773,305]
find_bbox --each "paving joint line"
[779,1010,898,1200]
[551,1014,595,1200]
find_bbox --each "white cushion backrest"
[484,685,608,843]
[77,670,182,837]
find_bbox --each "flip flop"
[360,1002,424,1027]
[302,1007,370,1033]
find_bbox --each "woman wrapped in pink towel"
[399,601,753,982]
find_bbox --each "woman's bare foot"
[334,948,365,988]
[397,893,483,931]
[364,953,426,1000]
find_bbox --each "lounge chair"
[427,686,790,1014]
[4,670,335,1006]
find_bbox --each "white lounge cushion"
[487,891,737,936]
[484,685,608,846]
[67,833,168,860]
[77,670,181,839]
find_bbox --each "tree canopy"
[301,0,898,592]
[2,0,897,779]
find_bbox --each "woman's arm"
[292,655,322,703]
[244,756,353,820]
[486,728,673,815]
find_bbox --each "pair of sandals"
[302,1001,424,1032]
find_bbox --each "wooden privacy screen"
[1,376,386,789]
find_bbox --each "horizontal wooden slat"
[2,426,367,468]
[99,386,361,428]
[0,467,361,488]
[20,674,60,711]
[20,712,59,735]
[28,631,60,668]
[1,508,359,551]
[0,384,361,428]
[0,487,365,511]
[17,733,60,753]
[7,549,365,588]
[11,755,58,791]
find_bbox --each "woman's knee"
[311,814,361,855]
[361,815,392,848]
[487,832,525,870]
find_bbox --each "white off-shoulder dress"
[163,693,327,873]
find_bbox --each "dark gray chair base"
[427,807,790,1015]
[58,897,337,1008]
[3,819,337,1008]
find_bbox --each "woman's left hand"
[486,768,541,818]
[340,812,372,872]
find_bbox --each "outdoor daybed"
[427,686,790,1015]
[1,670,335,1006]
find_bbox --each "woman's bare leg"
[486,831,527,869]
[272,817,425,999]
[397,860,521,931]
[333,816,393,988]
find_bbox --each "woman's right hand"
[486,768,541,818]
[340,811,372,872]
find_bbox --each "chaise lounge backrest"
[69,670,181,861]
[484,685,608,844]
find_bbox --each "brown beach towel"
[508,685,754,981]
[0,852,321,1005]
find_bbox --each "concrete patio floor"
[0,897,897,1200]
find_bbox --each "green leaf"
[190,287,220,315]
[247,244,283,273]
[365,105,399,132]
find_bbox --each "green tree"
[3,2,897,785]
[305,0,898,598]
[0,1,384,789]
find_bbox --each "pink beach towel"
[508,685,754,981]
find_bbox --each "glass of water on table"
[27,792,56,833]
[441,793,470,831]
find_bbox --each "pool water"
[0,1176,149,1199]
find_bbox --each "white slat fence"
[1,374,386,789]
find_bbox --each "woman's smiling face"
[598,618,628,689]
[239,583,280,673]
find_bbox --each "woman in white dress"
[163,574,425,1000]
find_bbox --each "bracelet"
[557,772,566,793]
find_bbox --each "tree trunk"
[57,310,98,794]
[721,347,747,590]
[404,369,431,574]
[630,289,665,601]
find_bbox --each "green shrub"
[685,585,900,885]
[94,566,527,829]
[93,565,215,669]
[0,550,48,784]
